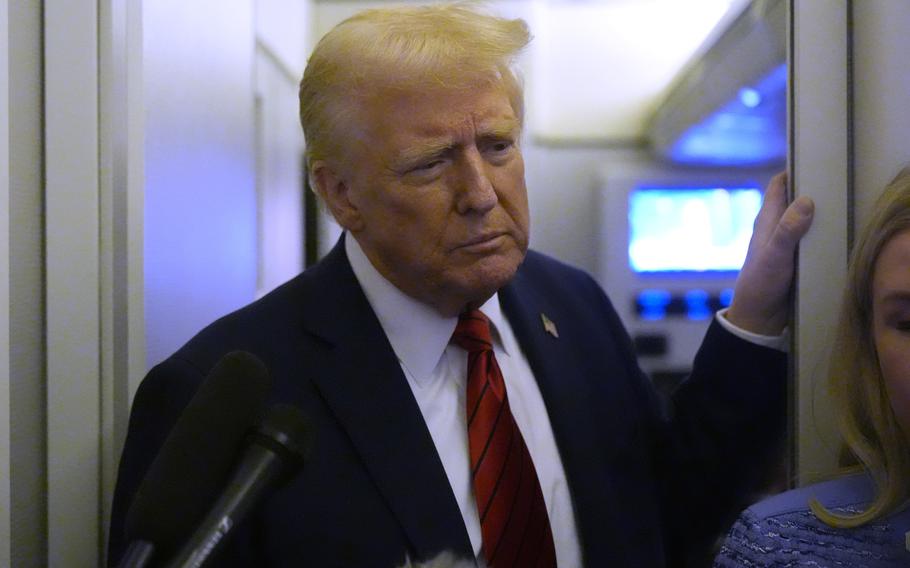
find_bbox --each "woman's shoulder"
[748,472,877,518]
[714,474,910,567]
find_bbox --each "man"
[109,4,814,567]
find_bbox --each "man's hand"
[726,172,814,335]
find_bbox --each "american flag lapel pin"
[540,313,559,338]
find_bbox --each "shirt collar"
[345,235,508,387]
[477,294,509,357]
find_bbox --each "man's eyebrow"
[479,119,521,139]
[394,119,521,166]
[395,140,455,166]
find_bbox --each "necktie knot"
[451,309,493,353]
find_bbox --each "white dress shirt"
[346,236,582,566]
[344,234,787,566]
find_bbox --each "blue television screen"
[628,186,762,273]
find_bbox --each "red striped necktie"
[451,310,557,568]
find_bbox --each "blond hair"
[811,167,910,527]
[298,3,531,169]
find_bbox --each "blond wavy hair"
[298,2,530,170]
[811,167,910,527]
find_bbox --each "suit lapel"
[299,238,474,561]
[500,264,628,566]
[500,266,607,469]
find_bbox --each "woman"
[715,168,910,567]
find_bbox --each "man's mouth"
[457,233,507,252]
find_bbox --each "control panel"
[595,164,775,395]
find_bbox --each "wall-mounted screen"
[628,186,762,273]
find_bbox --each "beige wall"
[6,0,48,565]
[143,0,313,368]
[0,0,9,564]
[853,3,910,226]
[143,0,258,369]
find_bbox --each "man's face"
[324,81,530,316]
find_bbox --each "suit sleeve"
[107,357,263,567]
[582,271,788,562]
[108,358,201,565]
[662,320,787,560]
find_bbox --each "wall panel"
[143,0,257,368]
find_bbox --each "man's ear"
[310,160,364,232]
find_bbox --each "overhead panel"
[648,0,786,166]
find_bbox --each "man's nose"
[454,149,497,215]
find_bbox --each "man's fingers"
[768,195,814,254]
[726,175,814,335]
[751,173,788,243]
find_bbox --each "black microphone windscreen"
[124,350,271,556]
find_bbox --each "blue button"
[638,289,671,321]
[685,289,711,320]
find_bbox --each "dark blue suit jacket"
[109,237,786,567]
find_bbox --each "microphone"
[119,351,272,568]
[165,403,314,568]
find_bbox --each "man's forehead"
[393,114,519,157]
[380,91,518,133]
[347,82,521,163]
[408,112,520,138]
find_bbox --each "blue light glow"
[669,63,787,166]
[685,289,711,320]
[738,87,761,108]
[638,289,672,320]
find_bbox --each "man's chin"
[458,257,523,300]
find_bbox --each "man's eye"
[414,160,442,170]
[489,141,512,153]
[413,159,443,172]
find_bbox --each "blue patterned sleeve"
[714,506,909,567]
[714,509,782,567]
